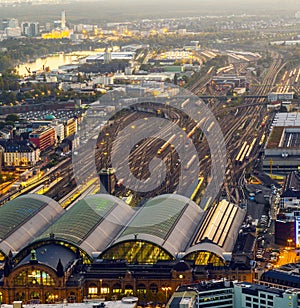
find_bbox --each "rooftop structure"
[85,52,135,63]
[25,195,133,262]
[183,200,245,265]
[0,194,249,304]
[100,194,204,264]
[263,113,300,174]
[0,195,63,260]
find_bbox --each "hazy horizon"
[0,0,299,23]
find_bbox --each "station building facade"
[0,194,249,304]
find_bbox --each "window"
[246,296,251,301]
[260,299,266,304]
[260,293,266,298]
[101,283,110,294]
[245,302,251,307]
[267,295,273,300]
[88,284,98,295]
[13,269,55,286]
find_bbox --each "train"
[185,154,197,170]
[157,134,176,155]
[187,118,206,139]
[235,141,247,162]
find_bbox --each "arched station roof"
[33,194,134,258]
[183,242,226,266]
[101,194,204,261]
[0,195,64,257]
[191,199,246,253]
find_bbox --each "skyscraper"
[61,10,66,29]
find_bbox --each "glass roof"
[120,196,188,241]
[0,195,64,257]
[0,195,58,241]
[36,195,119,245]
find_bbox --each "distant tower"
[104,51,112,64]
[99,168,116,194]
[61,10,66,29]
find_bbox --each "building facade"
[29,127,56,151]
[0,140,40,167]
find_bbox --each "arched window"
[149,283,158,294]
[101,283,110,295]
[30,291,40,304]
[14,292,25,302]
[88,283,98,297]
[68,292,76,303]
[45,292,58,303]
[137,283,146,294]
[14,269,55,286]
[112,283,122,294]
[124,284,133,295]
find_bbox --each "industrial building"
[263,113,300,174]
[0,195,247,304]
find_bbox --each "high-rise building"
[99,168,116,194]
[61,10,66,29]
[8,18,18,28]
[21,22,40,37]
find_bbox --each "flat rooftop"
[272,113,300,127]
[2,299,137,308]
[266,126,300,149]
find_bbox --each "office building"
[99,168,116,194]
[29,127,56,151]
[234,282,300,308]
[170,281,300,308]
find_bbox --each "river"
[15,50,101,76]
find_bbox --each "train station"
[0,194,249,304]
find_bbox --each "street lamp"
[287,238,293,249]
[187,287,199,308]
[161,286,172,303]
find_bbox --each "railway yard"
[0,51,291,209]
[0,46,300,273]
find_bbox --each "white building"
[234,282,300,308]
[268,92,294,102]
[5,27,22,37]
[53,123,65,143]
[171,280,300,308]
[1,140,40,167]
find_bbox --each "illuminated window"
[13,269,55,286]
[137,284,146,294]
[100,287,110,294]
[101,241,172,264]
[112,283,122,293]
[125,285,133,295]
[88,287,98,295]
[183,251,225,266]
